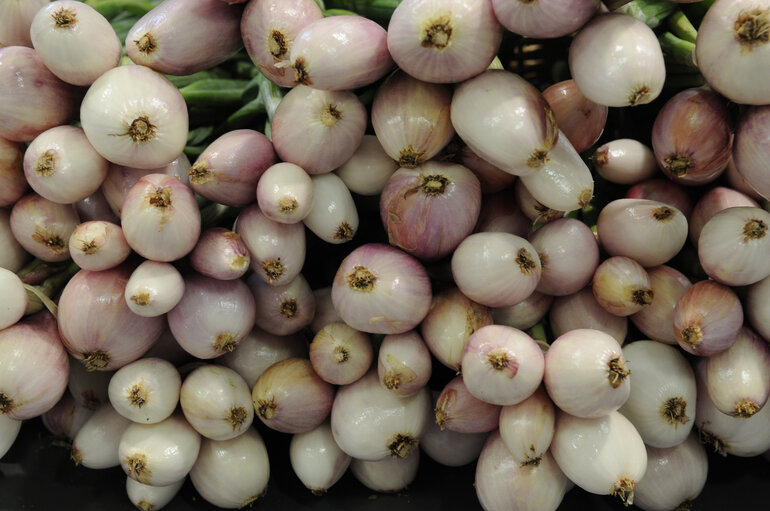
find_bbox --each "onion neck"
[82,350,110,371]
[664,154,692,178]
[515,248,538,275]
[279,299,297,319]
[214,332,238,353]
[36,150,56,176]
[134,33,157,55]
[631,287,654,306]
[227,406,248,430]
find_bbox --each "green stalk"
[323,8,359,16]
[179,79,250,107]
[200,203,240,230]
[615,0,678,28]
[324,0,401,25]
[86,0,159,20]
[23,261,80,317]
[658,32,697,70]
[667,10,698,43]
[256,73,285,122]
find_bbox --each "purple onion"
[189,129,276,207]
[435,376,501,434]
[289,15,393,90]
[380,161,481,261]
[167,273,257,359]
[189,227,250,281]
[652,87,733,185]
[733,105,770,199]
[630,265,692,346]
[10,192,79,262]
[247,272,316,336]
[542,79,608,154]
[240,0,323,87]
[0,46,78,142]
[475,191,530,238]
[331,243,432,335]
[234,203,306,286]
[271,85,367,175]
[673,280,743,357]
[58,266,166,371]
[387,0,503,84]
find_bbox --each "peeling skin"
[82,351,110,371]
[36,150,56,176]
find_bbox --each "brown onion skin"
[651,87,733,186]
[543,79,608,154]
[0,46,79,142]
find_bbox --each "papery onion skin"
[126,0,244,76]
[387,0,503,84]
[451,70,558,177]
[0,46,78,142]
[380,162,481,261]
[58,266,166,371]
[695,0,770,105]
[542,78,607,154]
[569,13,665,108]
[651,87,733,186]
[240,0,324,87]
[331,243,432,335]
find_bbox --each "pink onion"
[514,177,564,225]
[0,0,49,48]
[435,375,501,434]
[189,228,250,281]
[549,287,628,346]
[630,265,692,345]
[256,162,313,224]
[492,291,554,332]
[74,189,120,224]
[733,105,770,199]
[10,192,79,262]
[303,173,359,244]
[120,174,201,262]
[167,273,257,359]
[247,272,316,336]
[592,256,654,317]
[542,78,607,154]
[674,280,744,357]
[58,266,166,371]
[380,161,481,261]
[310,322,373,386]
[689,186,759,246]
[491,0,600,38]
[593,139,659,186]
[331,243,432,335]
[625,178,694,219]
[0,209,29,272]
[68,220,131,272]
[124,261,185,318]
[377,330,432,397]
[189,129,276,207]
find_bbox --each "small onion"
[126,478,184,511]
[377,330,432,397]
[593,139,658,186]
[491,0,600,38]
[542,78,608,154]
[420,412,487,467]
[457,142,517,194]
[309,286,341,334]
[550,287,628,346]
[252,357,335,434]
[189,428,270,509]
[70,403,132,469]
[256,162,313,224]
[0,137,28,207]
[289,421,351,495]
[350,449,420,493]
[498,386,555,467]
[475,191,530,238]
[689,186,759,247]
[625,178,694,219]
[10,192,79,262]
[334,135,399,197]
[331,243,432,335]
[309,322,372,386]
[41,392,94,441]
[67,359,112,410]
[514,178,564,225]
[629,265,692,345]
[108,357,181,424]
[189,228,250,281]
[248,272,316,336]
[303,173,359,244]
[592,256,654,317]
[569,13,665,107]
[544,328,631,418]
[434,375,501,434]
[492,291,554,332]
[68,221,131,271]
[124,261,185,317]
[673,280,743,357]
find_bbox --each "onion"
[542,78,608,154]
[514,178,564,225]
[107,357,181,424]
[529,217,599,296]
[0,311,69,420]
[498,385,555,467]
[68,221,131,272]
[252,357,335,434]
[550,287,628,346]
[434,376,501,434]
[0,137,28,207]
[350,449,420,493]
[544,328,631,418]
[247,272,316,336]
[189,129,276,207]
[234,203,306,286]
[303,173,359,244]
[0,46,78,142]
[256,162,313,224]
[451,232,542,308]
[689,186,760,247]
[673,280,743,357]
[0,414,21,458]
[491,0,600,38]
[387,0,503,84]
[371,70,454,168]
[309,286,341,334]
[377,330,432,397]
[180,364,254,440]
[189,428,270,509]
[271,85,367,175]
[725,156,764,200]
[746,275,770,341]
[0,267,26,330]
[240,0,323,87]
[310,322,372,386]
[475,431,569,511]
[30,0,121,86]
[733,105,770,199]
[331,243,432,335]
[0,0,49,48]
[551,410,647,506]
[58,267,165,371]
[219,326,308,389]
[334,135,399,197]
[695,0,770,105]
[126,478,184,511]
[651,87,733,185]
[126,0,243,75]
[592,256,654,317]
[288,15,393,91]
[633,432,708,511]
[593,139,658,186]
[698,206,770,286]
[80,65,188,169]
[420,402,487,467]
[629,265,692,345]
[289,421,351,495]
[475,191,530,238]
[41,391,94,441]
[67,358,112,410]
[189,228,250,281]
[420,286,492,371]
[10,192,79,262]
[379,161,481,260]
[331,369,431,461]
[569,13,665,107]
[706,327,770,418]
[457,143,517,194]
[70,403,131,469]
[167,273,256,359]
[492,291,554,332]
[451,70,558,176]
[597,198,688,267]
[625,178,694,219]
[119,411,201,486]
[619,341,696,448]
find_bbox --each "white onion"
[0,267,26,330]
[256,162,313,224]
[303,173,359,244]
[350,449,420,493]
[377,330,432,397]
[593,138,659,185]
[289,421,351,495]
[126,478,184,511]
[124,261,185,317]
[334,134,399,196]
[0,414,21,459]
[68,221,131,272]
[70,403,131,469]
[108,357,181,424]
[499,386,555,467]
